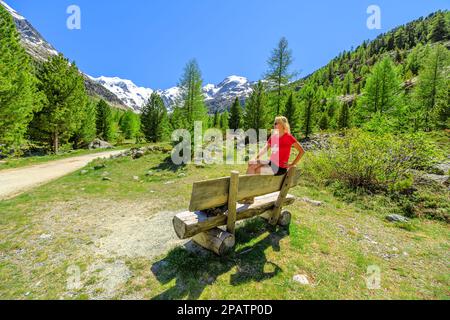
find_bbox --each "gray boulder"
[89,139,113,150]
[386,214,409,223]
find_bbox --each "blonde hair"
[274,116,291,134]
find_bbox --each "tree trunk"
[53,131,59,154]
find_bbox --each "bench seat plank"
[174,192,296,239]
[189,170,301,212]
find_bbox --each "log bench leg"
[192,228,235,256]
[261,210,292,227]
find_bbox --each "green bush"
[302,129,440,192]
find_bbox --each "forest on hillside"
[0,6,448,157]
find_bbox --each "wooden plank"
[174,193,296,239]
[269,167,296,225]
[226,171,239,235]
[192,228,235,256]
[189,170,301,212]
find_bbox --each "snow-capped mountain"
[203,76,254,112]
[89,76,154,112]
[91,75,254,113]
[2,1,254,113]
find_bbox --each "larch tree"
[265,37,296,116]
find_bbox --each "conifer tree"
[141,92,169,142]
[362,57,400,114]
[228,97,243,130]
[265,37,296,116]
[338,102,351,130]
[213,111,219,128]
[343,71,354,95]
[30,54,87,153]
[414,44,449,131]
[244,81,269,139]
[318,113,329,130]
[179,59,208,132]
[220,111,229,130]
[0,5,40,153]
[71,101,97,148]
[96,100,114,141]
[283,92,300,135]
[428,11,449,42]
[120,110,140,139]
[300,83,316,138]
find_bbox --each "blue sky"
[6,0,449,89]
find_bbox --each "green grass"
[0,144,448,300]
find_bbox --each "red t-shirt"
[268,133,297,168]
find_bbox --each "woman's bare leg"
[240,162,274,204]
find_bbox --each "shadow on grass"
[149,154,188,173]
[149,154,186,173]
[150,218,289,300]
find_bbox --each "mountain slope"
[0,1,129,110]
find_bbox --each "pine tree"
[141,92,169,142]
[244,81,269,139]
[228,97,243,130]
[179,59,208,132]
[404,43,425,76]
[362,57,400,114]
[120,110,140,139]
[414,44,449,131]
[30,54,87,153]
[71,101,97,149]
[220,111,229,130]
[283,92,300,136]
[0,5,40,153]
[343,71,354,95]
[265,37,296,116]
[338,102,351,130]
[213,111,219,128]
[318,113,329,130]
[300,83,316,138]
[95,100,114,141]
[428,11,449,42]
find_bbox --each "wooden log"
[192,228,235,256]
[173,193,296,239]
[189,170,301,212]
[269,167,296,226]
[226,171,239,235]
[261,210,292,227]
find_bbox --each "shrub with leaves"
[302,129,441,192]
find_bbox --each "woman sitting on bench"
[240,116,305,204]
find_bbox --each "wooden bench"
[172,167,300,256]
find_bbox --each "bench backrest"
[189,170,301,212]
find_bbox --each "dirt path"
[0,150,126,200]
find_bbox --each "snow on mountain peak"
[90,76,153,112]
[1,1,25,20]
[90,75,254,113]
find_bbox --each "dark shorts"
[268,161,288,176]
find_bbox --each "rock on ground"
[386,214,409,223]
[89,139,113,150]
